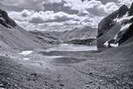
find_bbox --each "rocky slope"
[0,9,55,50]
[97,3,133,50]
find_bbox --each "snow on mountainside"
[97,3,133,50]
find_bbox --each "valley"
[0,1,133,89]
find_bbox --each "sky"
[0,0,133,31]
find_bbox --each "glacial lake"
[45,44,97,52]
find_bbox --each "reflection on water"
[45,44,97,52]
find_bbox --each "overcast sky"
[0,0,133,31]
[0,0,131,10]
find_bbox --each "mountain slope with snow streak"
[97,3,133,50]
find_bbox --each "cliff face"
[97,3,133,50]
[0,9,16,28]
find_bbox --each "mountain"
[31,26,97,45]
[0,9,53,50]
[59,26,97,45]
[97,3,133,50]
[59,26,97,42]
[0,7,96,51]
[0,3,23,11]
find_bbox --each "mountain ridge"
[97,3,133,50]
[0,9,54,50]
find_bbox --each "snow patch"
[104,41,109,47]
[110,43,119,47]
[19,50,33,56]
[120,23,132,31]
[113,23,132,43]
[44,56,63,59]
[114,13,133,24]
[104,41,119,48]
[0,17,5,21]
[23,58,30,61]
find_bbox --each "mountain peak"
[97,3,133,50]
[118,5,128,17]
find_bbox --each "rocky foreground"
[0,43,133,89]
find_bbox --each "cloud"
[8,10,85,30]
[82,0,119,16]
[43,0,79,14]
[104,2,119,12]
[44,0,62,4]
[118,0,133,6]
[4,0,125,31]
[97,0,118,4]
[29,16,45,24]
[1,0,119,16]
[0,0,44,10]
[43,0,119,16]
[9,10,81,23]
[8,9,103,31]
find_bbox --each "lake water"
[45,44,97,52]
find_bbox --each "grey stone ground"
[0,46,133,89]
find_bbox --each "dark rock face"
[0,9,16,28]
[129,3,133,16]
[118,5,128,17]
[97,4,133,50]
[117,23,133,44]
[97,5,128,38]
[97,23,121,48]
